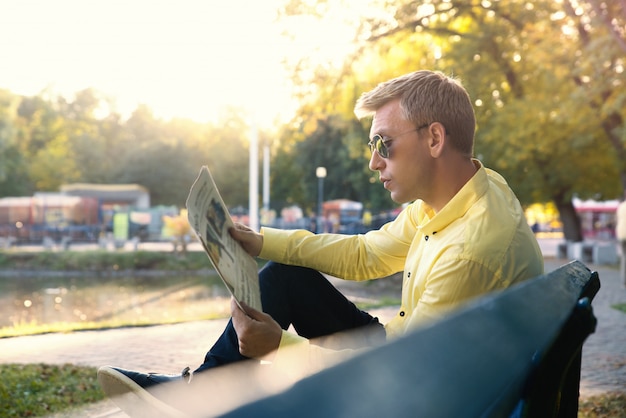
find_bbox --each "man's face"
[368,99,434,204]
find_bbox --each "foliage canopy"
[0,0,623,240]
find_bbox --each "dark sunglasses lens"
[375,136,388,158]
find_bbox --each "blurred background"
[1,0,624,247]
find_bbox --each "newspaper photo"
[185,166,262,312]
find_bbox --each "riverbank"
[0,247,218,275]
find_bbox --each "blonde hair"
[354,70,476,156]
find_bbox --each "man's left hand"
[231,299,282,361]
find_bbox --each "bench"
[220,260,600,418]
[557,241,618,265]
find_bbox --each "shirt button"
[407,272,411,278]
[399,311,405,317]
[425,235,429,241]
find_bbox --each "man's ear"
[428,122,446,158]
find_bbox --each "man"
[616,194,626,286]
[98,70,544,416]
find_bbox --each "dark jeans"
[193,262,385,373]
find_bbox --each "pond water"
[0,273,232,330]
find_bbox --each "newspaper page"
[185,166,262,312]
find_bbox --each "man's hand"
[229,223,263,257]
[231,299,282,360]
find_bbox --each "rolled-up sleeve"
[258,214,413,281]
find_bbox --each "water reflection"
[0,273,231,329]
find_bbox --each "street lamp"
[316,167,327,233]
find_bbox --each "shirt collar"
[415,159,488,233]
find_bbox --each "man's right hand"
[229,222,263,257]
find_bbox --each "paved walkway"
[1,239,625,417]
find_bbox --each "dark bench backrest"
[514,261,599,417]
[219,260,600,418]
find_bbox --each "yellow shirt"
[259,160,544,377]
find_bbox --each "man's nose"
[369,151,384,171]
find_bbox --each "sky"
[0,0,357,126]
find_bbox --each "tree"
[271,113,396,214]
[0,87,261,209]
[58,89,124,184]
[562,0,626,192]
[13,89,121,193]
[0,90,31,196]
[162,209,191,254]
[281,0,625,241]
[113,106,204,206]
[205,107,255,209]
[19,96,79,191]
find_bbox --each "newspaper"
[185,166,262,312]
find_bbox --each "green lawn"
[0,363,104,417]
[578,392,626,417]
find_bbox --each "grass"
[0,311,230,339]
[612,303,626,314]
[0,363,623,417]
[356,297,402,311]
[578,392,626,417]
[0,363,104,417]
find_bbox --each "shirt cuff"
[258,227,289,261]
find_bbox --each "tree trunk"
[555,199,584,242]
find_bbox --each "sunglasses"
[368,123,430,158]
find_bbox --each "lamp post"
[249,121,259,231]
[316,166,327,233]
